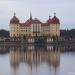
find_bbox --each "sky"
[0,0,75,30]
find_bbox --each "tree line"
[0,30,9,38]
[60,29,75,38]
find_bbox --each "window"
[21,30,23,32]
[29,34,31,36]
[14,34,15,36]
[26,30,27,32]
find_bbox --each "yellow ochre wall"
[10,23,60,37]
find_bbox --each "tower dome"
[51,13,60,24]
[10,13,19,24]
[47,16,51,24]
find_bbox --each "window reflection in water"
[10,45,60,75]
[0,44,75,75]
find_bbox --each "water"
[0,45,75,75]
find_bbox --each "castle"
[10,13,60,38]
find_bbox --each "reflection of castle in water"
[10,45,60,70]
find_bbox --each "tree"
[0,29,10,38]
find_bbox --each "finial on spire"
[49,16,51,19]
[14,12,16,16]
[54,12,56,16]
[30,12,32,20]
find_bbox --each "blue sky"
[0,0,75,30]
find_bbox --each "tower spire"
[30,12,32,20]
[14,12,16,16]
[49,15,51,19]
[54,12,56,16]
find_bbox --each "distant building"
[9,13,60,38]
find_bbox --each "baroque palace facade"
[10,13,60,38]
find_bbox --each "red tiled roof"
[51,16,60,24]
[25,18,42,26]
[41,23,49,26]
[31,18,42,24]
[46,16,51,24]
[25,19,32,25]
[20,23,30,27]
[10,16,19,24]
[10,15,60,26]
[47,19,51,24]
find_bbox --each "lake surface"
[0,45,75,75]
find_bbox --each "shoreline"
[0,40,75,46]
